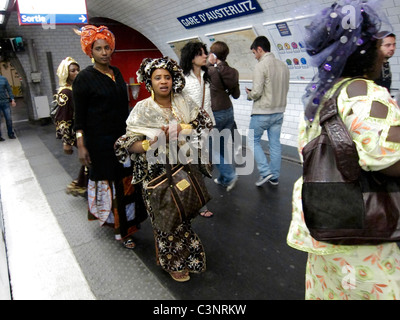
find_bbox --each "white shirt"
[183,69,216,125]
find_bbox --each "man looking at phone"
[246,36,289,187]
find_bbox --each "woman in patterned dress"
[115,57,212,282]
[287,1,400,300]
[54,57,87,197]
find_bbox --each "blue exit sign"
[17,0,88,25]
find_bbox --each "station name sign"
[178,0,263,29]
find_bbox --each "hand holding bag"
[302,79,400,245]
[146,162,211,233]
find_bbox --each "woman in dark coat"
[73,25,146,249]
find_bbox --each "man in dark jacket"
[375,33,396,93]
[208,41,240,192]
[0,75,16,141]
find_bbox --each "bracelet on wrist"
[142,139,151,152]
[180,123,193,130]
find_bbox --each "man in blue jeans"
[0,75,16,141]
[246,36,289,187]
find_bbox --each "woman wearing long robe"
[115,57,212,281]
[54,57,87,197]
[73,25,146,248]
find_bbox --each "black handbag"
[146,162,211,233]
[302,79,400,245]
[50,95,59,123]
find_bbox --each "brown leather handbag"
[302,80,400,245]
[146,163,211,233]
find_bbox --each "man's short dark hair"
[250,36,271,52]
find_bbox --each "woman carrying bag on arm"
[287,1,400,300]
[115,57,213,282]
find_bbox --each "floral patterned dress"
[287,78,400,300]
[115,94,212,274]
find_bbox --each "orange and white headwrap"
[79,25,115,57]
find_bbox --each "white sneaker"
[255,174,273,187]
[226,176,238,192]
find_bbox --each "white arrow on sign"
[79,15,86,23]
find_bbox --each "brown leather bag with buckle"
[301,79,400,245]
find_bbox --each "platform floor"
[0,99,307,300]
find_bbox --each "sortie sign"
[178,0,263,29]
[17,0,88,25]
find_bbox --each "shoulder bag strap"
[201,80,206,109]
[320,78,361,181]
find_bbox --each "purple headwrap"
[299,0,392,121]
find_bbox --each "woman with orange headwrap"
[73,25,147,248]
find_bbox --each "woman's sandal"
[122,238,136,249]
[169,270,190,282]
[200,209,214,218]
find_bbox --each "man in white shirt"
[246,36,290,187]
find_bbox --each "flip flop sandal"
[122,238,136,249]
[200,210,214,218]
[169,271,190,282]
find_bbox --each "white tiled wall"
[3,0,400,150]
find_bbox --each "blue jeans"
[0,101,14,137]
[249,113,284,179]
[211,108,237,185]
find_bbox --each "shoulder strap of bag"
[319,79,352,123]
[320,78,361,181]
[202,81,206,108]
[165,163,173,186]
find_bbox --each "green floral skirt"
[306,243,400,300]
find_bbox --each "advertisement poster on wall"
[206,26,258,81]
[263,17,316,82]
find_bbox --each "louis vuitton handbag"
[146,163,211,233]
[302,79,400,245]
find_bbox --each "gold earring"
[91,57,95,64]
[151,89,155,100]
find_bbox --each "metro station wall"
[3,0,400,150]
[87,0,400,149]
[3,12,93,120]
[3,12,164,119]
